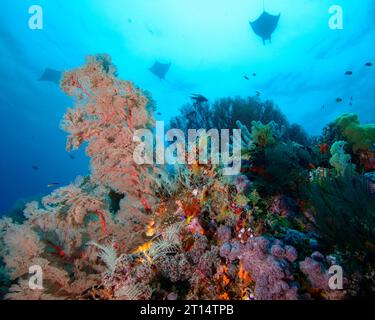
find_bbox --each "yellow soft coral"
[335,113,375,152]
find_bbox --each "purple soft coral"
[240,237,299,300]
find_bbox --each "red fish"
[46,240,66,258]
[96,210,107,236]
[236,219,245,231]
[308,163,316,170]
[250,165,266,176]
[230,203,242,215]
[127,109,133,130]
[319,143,329,154]
[140,198,152,214]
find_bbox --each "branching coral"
[1,223,45,280]
[0,181,108,299]
[60,54,157,208]
[0,55,159,299]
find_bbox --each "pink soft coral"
[299,252,347,299]
[220,236,299,300]
[60,54,155,201]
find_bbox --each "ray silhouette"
[250,11,280,45]
[38,68,61,84]
[149,61,171,80]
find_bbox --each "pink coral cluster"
[299,252,347,299]
[0,181,107,299]
[0,55,161,299]
[60,54,156,204]
[238,237,299,300]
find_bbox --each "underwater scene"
[0,0,375,301]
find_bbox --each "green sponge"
[335,113,375,152]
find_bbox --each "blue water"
[0,0,374,213]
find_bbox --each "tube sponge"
[335,113,375,152]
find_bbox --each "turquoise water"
[0,0,374,213]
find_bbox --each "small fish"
[322,104,325,110]
[157,112,162,115]
[69,155,75,160]
[252,73,257,77]
[365,62,372,67]
[32,166,39,170]
[256,91,261,97]
[145,25,154,35]
[308,163,316,170]
[349,102,353,106]
[128,18,132,23]
[46,240,65,258]
[47,182,60,188]
[191,94,208,103]
[344,71,353,76]
[244,75,250,80]
[336,97,343,103]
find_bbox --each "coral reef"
[0,54,374,300]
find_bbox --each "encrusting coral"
[0,54,374,300]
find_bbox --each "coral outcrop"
[0,54,374,300]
